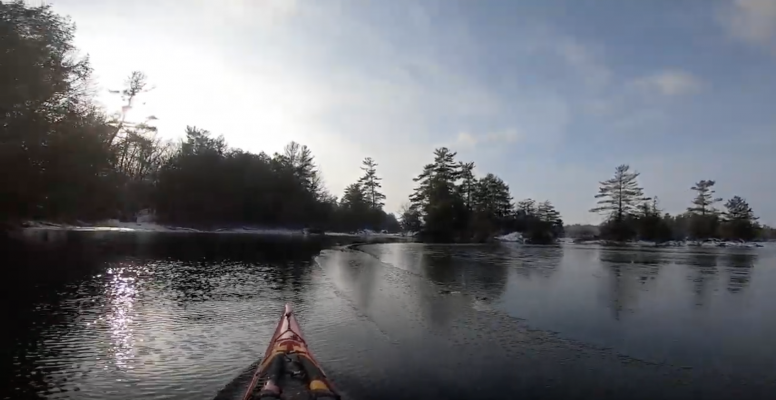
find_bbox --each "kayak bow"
[242,304,340,400]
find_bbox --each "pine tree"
[536,200,560,223]
[341,183,367,210]
[688,180,723,216]
[636,198,659,220]
[722,196,757,222]
[517,200,564,243]
[358,157,386,209]
[409,147,461,213]
[407,148,467,240]
[458,162,477,211]
[635,197,672,242]
[283,141,321,197]
[590,164,649,222]
[457,162,476,211]
[473,174,512,218]
[515,199,537,217]
[337,183,371,231]
[686,180,723,239]
[409,163,434,211]
[722,196,758,241]
[399,203,422,232]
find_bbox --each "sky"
[45,0,776,225]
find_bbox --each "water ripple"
[5,235,776,400]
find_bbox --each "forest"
[0,1,398,233]
[397,155,774,243]
[2,1,773,243]
[398,148,563,243]
[584,165,773,242]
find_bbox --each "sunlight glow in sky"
[47,0,776,224]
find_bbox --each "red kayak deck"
[242,304,340,400]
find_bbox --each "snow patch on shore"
[327,229,404,238]
[20,220,410,238]
[571,238,765,248]
[495,232,525,243]
[21,220,306,235]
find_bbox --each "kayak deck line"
[242,304,340,400]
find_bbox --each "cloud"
[454,129,521,148]
[720,0,776,51]
[635,70,703,96]
[486,129,521,143]
[455,132,479,147]
[557,39,612,90]
[189,0,301,27]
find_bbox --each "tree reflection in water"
[598,249,664,321]
[721,252,757,294]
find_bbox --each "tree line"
[4,2,770,243]
[589,165,769,242]
[0,1,398,232]
[399,148,564,243]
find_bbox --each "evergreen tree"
[422,179,467,241]
[722,196,755,221]
[536,200,560,223]
[473,173,513,219]
[409,147,461,213]
[457,162,476,211]
[515,199,537,217]
[721,196,758,241]
[282,142,321,198]
[688,180,723,216]
[686,179,723,239]
[590,165,649,221]
[533,200,564,241]
[358,157,386,209]
[635,197,672,242]
[399,203,422,233]
[408,148,470,241]
[590,165,649,240]
[381,213,402,233]
[341,184,367,209]
[465,173,514,241]
[669,212,693,241]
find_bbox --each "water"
[2,233,776,400]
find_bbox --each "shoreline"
[6,222,768,249]
[9,220,411,239]
[567,238,766,248]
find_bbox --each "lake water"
[3,232,776,400]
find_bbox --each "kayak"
[242,304,340,400]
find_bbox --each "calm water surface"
[2,232,776,400]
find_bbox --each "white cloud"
[584,99,614,116]
[557,39,612,90]
[486,129,520,143]
[720,0,776,50]
[635,70,703,96]
[455,132,479,147]
[454,129,521,148]
[200,0,300,26]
